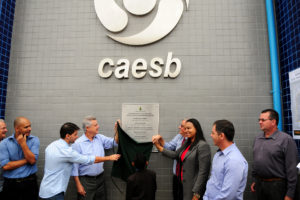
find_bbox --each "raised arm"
[114,120,120,144]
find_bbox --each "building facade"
[1,0,299,199]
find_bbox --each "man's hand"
[16,134,26,146]
[16,134,36,165]
[74,177,86,197]
[77,183,86,196]
[284,196,292,200]
[114,119,121,131]
[114,120,120,144]
[108,154,121,161]
[250,182,256,192]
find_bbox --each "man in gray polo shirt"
[251,109,298,200]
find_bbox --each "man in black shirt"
[126,153,156,200]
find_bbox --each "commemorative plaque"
[122,103,159,142]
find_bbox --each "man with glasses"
[251,109,298,200]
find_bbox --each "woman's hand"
[152,134,165,147]
[152,136,164,152]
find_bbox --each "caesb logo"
[94,0,189,46]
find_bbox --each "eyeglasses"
[258,118,271,122]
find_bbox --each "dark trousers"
[3,174,38,200]
[256,179,286,200]
[173,175,183,200]
[0,191,3,200]
[295,174,300,200]
[77,173,106,200]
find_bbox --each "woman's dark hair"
[186,118,206,148]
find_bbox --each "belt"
[83,172,103,179]
[257,177,284,182]
[4,173,37,183]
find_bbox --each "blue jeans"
[42,192,64,200]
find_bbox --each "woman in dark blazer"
[154,118,211,200]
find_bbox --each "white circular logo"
[94,0,189,46]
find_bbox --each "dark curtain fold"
[111,124,153,181]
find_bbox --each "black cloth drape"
[111,124,153,182]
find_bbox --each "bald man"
[0,119,8,199]
[0,117,40,200]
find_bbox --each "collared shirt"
[0,134,40,178]
[71,133,116,176]
[203,143,248,200]
[164,134,184,175]
[39,139,95,198]
[252,130,298,198]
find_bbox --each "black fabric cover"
[111,124,153,181]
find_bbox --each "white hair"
[82,115,96,132]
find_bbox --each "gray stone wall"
[5,0,271,199]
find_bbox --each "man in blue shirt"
[71,116,119,200]
[39,122,120,200]
[152,119,186,200]
[203,120,248,200]
[0,117,40,200]
[0,119,8,199]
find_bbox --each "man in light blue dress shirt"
[152,119,186,200]
[203,120,248,200]
[0,117,40,200]
[71,116,119,200]
[39,122,120,200]
[0,119,8,199]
